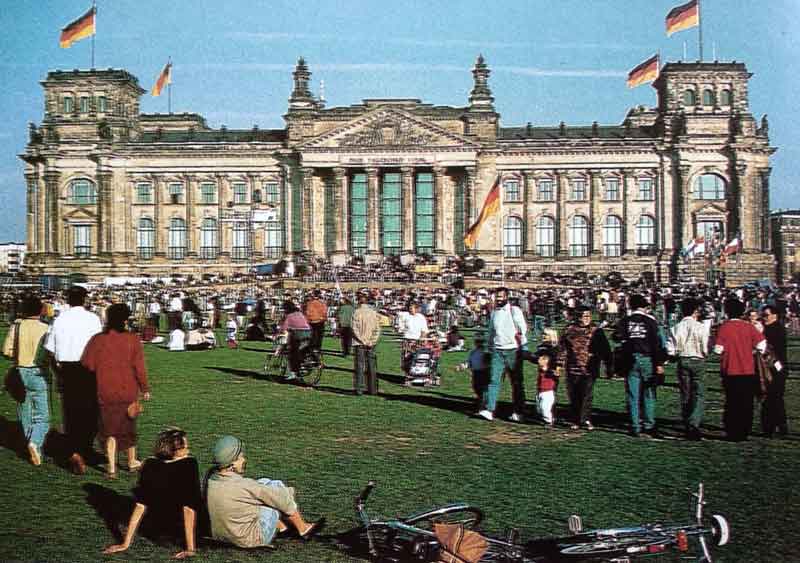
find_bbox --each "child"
[456,335,489,407]
[225,316,238,349]
[523,329,559,426]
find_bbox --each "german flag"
[464,175,501,250]
[151,61,172,97]
[666,0,699,36]
[627,54,659,89]
[60,6,96,48]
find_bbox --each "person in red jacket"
[713,298,766,442]
[304,290,328,353]
[82,303,150,477]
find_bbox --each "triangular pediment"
[693,202,727,216]
[299,107,479,150]
[63,207,98,221]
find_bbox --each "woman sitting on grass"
[104,428,202,559]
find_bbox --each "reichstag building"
[20,56,775,282]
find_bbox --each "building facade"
[21,57,776,282]
[771,209,800,283]
[0,242,26,274]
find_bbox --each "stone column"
[660,159,676,253]
[43,170,61,254]
[281,166,293,256]
[24,173,37,253]
[401,167,415,254]
[36,172,46,254]
[366,167,380,254]
[97,171,113,255]
[555,170,567,257]
[652,169,663,250]
[759,167,772,252]
[589,170,602,256]
[333,167,348,255]
[465,166,477,227]
[622,169,633,254]
[215,174,229,256]
[153,174,165,256]
[433,166,447,253]
[523,171,536,257]
[247,173,260,259]
[679,165,692,246]
[185,174,196,256]
[301,167,314,252]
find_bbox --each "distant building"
[771,209,800,283]
[20,57,776,283]
[0,242,26,274]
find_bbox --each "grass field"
[0,321,798,562]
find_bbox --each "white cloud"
[496,65,627,78]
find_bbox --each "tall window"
[136,182,153,204]
[232,222,250,260]
[503,179,522,202]
[503,216,523,258]
[97,95,108,112]
[702,89,715,106]
[537,179,555,202]
[200,218,218,259]
[168,182,184,205]
[603,215,622,257]
[264,221,283,259]
[350,173,368,256]
[536,216,555,257]
[570,179,587,201]
[137,218,155,259]
[636,215,656,252]
[168,218,187,260]
[200,182,217,204]
[233,182,248,204]
[264,182,280,204]
[720,89,732,105]
[73,225,90,257]
[694,174,726,200]
[637,178,654,200]
[604,178,621,201]
[683,89,696,106]
[80,96,89,113]
[69,179,97,205]
[381,173,402,255]
[568,215,589,257]
[63,96,74,113]
[415,172,435,255]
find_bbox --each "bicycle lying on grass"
[351,481,730,562]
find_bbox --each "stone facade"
[771,210,800,283]
[20,58,776,283]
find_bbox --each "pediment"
[693,202,727,216]
[299,107,479,150]
[63,207,97,221]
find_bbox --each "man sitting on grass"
[205,436,324,550]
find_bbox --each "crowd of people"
[1,276,797,557]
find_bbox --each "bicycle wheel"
[558,535,671,559]
[264,353,287,378]
[404,504,484,530]
[297,351,323,387]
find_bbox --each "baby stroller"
[405,338,441,387]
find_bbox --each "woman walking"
[82,303,150,477]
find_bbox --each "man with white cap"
[205,436,324,549]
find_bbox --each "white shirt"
[169,297,183,312]
[402,313,429,340]
[148,301,161,314]
[168,329,186,351]
[44,306,102,362]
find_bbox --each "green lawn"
[0,323,798,562]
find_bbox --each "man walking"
[351,293,381,395]
[478,287,528,422]
[336,297,354,357]
[304,290,328,353]
[761,305,788,437]
[614,294,668,438]
[44,285,102,473]
[671,298,710,440]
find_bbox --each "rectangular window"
[415,172,435,255]
[604,179,621,201]
[97,96,107,112]
[537,180,554,202]
[200,182,217,204]
[570,179,587,201]
[503,180,522,202]
[136,183,153,204]
[233,182,248,204]
[638,178,654,200]
[63,96,74,114]
[73,225,91,257]
[168,182,184,205]
[350,173,368,257]
[381,173,402,255]
[232,223,250,260]
[264,221,283,259]
[80,96,89,113]
[264,182,281,204]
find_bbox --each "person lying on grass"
[104,428,201,559]
[204,435,324,549]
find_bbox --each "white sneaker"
[477,410,494,421]
[28,442,42,466]
[509,413,524,423]
[284,372,297,381]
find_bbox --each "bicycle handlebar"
[356,480,376,508]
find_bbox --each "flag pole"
[91,0,96,68]
[697,0,703,61]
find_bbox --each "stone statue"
[760,114,769,136]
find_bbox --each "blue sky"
[0,0,797,242]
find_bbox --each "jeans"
[627,354,657,433]
[256,478,285,545]
[482,348,524,414]
[354,346,378,395]
[17,367,50,450]
[677,358,706,431]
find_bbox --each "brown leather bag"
[434,523,488,563]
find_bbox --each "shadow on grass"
[206,366,266,381]
[0,415,27,462]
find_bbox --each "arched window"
[683,89,696,106]
[137,218,155,259]
[265,221,283,259]
[200,218,218,259]
[503,216,523,258]
[168,218,187,260]
[702,89,715,106]
[636,215,656,253]
[719,89,732,105]
[568,215,589,257]
[535,216,555,257]
[232,221,250,260]
[603,215,622,257]
[69,178,97,205]
[694,173,726,200]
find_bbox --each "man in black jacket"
[614,294,668,438]
[761,305,788,437]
